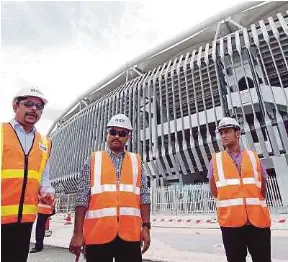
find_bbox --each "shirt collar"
[226,147,243,157]
[9,119,36,134]
[107,148,125,157]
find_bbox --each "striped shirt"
[76,150,151,207]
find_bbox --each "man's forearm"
[209,179,218,198]
[40,160,55,194]
[73,206,87,235]
[140,204,150,223]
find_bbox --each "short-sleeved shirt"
[207,149,268,180]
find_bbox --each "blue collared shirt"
[9,119,54,193]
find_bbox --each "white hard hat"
[107,114,132,131]
[13,87,48,105]
[217,117,240,131]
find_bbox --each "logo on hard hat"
[30,88,43,95]
[115,118,125,123]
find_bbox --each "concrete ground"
[28,245,156,262]
[28,215,288,262]
[151,227,288,261]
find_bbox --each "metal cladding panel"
[50,11,288,193]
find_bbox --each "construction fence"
[55,176,288,216]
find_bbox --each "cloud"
[1,1,134,52]
[1,0,243,133]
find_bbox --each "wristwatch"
[142,222,151,229]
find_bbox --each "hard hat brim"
[13,95,48,105]
[217,125,240,131]
[107,125,132,131]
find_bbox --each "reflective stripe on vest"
[246,198,267,207]
[216,198,267,208]
[86,207,117,219]
[216,198,243,207]
[1,170,41,181]
[86,207,141,219]
[2,204,37,216]
[246,150,262,188]
[119,207,141,217]
[91,184,140,195]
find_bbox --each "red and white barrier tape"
[151,217,287,225]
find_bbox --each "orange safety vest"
[84,151,142,245]
[212,150,271,228]
[37,201,54,215]
[1,123,51,224]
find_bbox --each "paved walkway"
[30,214,288,262]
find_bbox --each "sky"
[0,0,243,135]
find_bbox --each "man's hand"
[140,227,151,254]
[40,192,55,206]
[69,233,85,259]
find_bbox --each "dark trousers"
[1,222,33,262]
[35,213,50,250]
[221,225,271,262]
[86,235,142,262]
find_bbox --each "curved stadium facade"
[48,2,288,209]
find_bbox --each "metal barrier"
[55,177,288,216]
[151,177,288,216]
[266,176,288,214]
[55,193,77,214]
[151,183,216,215]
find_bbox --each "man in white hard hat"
[208,117,271,262]
[1,87,55,262]
[69,114,151,262]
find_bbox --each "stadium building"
[49,2,288,209]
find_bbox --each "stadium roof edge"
[49,1,288,135]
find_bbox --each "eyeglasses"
[108,129,129,138]
[21,100,44,111]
